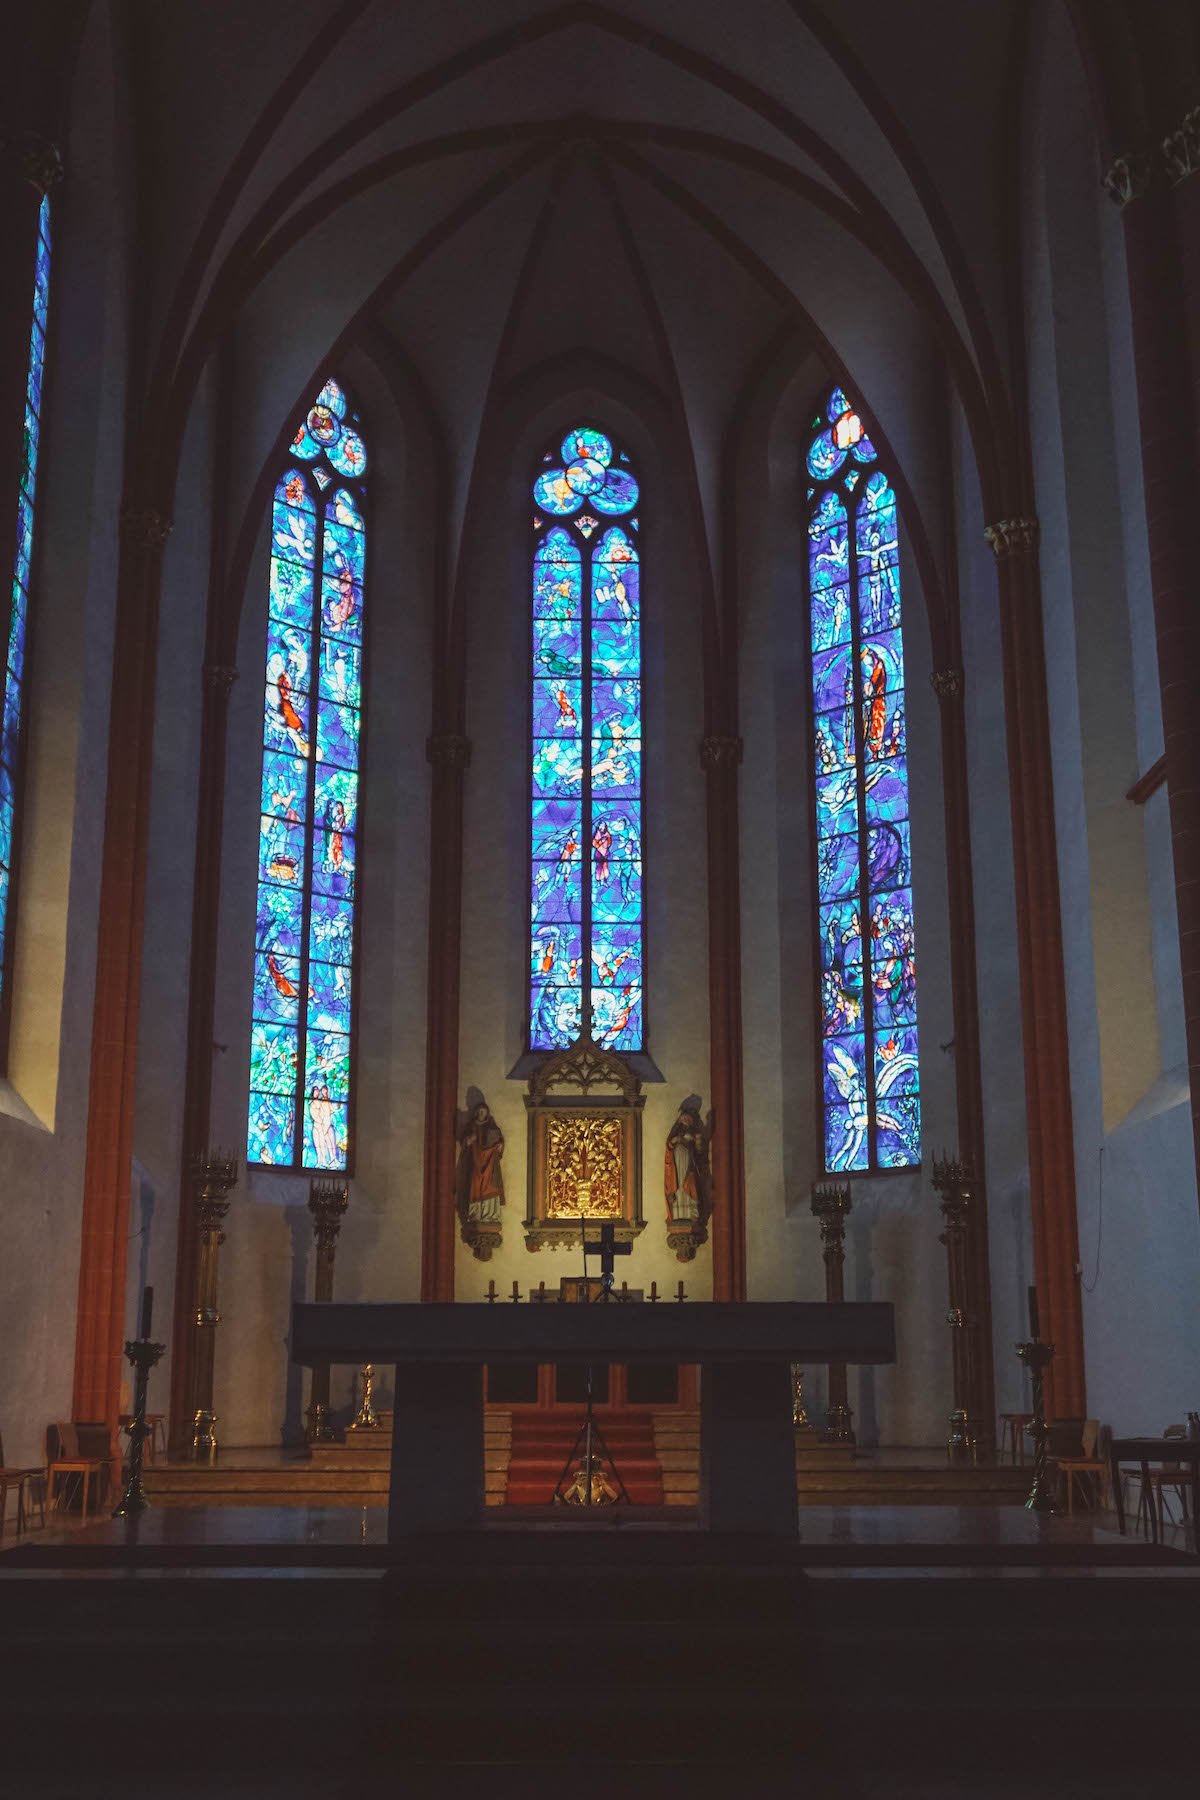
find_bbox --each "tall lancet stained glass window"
[807,388,920,1170]
[247,377,366,1170]
[1,194,51,1026]
[531,426,642,1053]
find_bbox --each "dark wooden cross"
[581,1220,631,1296]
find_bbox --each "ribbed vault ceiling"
[117,0,1046,533]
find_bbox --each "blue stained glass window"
[0,195,51,1028]
[807,390,920,1170]
[248,377,366,1170]
[531,428,642,1052]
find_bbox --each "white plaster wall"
[204,355,431,1445]
[455,393,713,1313]
[740,358,960,1447]
[0,8,129,1478]
[1023,2,1200,1429]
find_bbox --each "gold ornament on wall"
[546,1114,623,1218]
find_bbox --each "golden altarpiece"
[523,1037,646,1253]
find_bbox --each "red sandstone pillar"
[1107,132,1200,1205]
[986,519,1086,1420]
[701,735,747,1302]
[74,501,173,1435]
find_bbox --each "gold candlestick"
[349,1364,378,1431]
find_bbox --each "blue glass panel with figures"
[531,428,643,1052]
[807,388,918,1170]
[1,195,51,1014]
[248,377,367,1169]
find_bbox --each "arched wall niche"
[178,340,433,1445]
[453,375,712,1304]
[735,344,958,1445]
[1023,0,1200,1431]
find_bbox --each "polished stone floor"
[4,1499,1195,1576]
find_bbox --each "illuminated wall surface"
[807,388,920,1170]
[530,427,642,1053]
[1,195,51,1012]
[247,378,366,1170]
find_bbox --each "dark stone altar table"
[291,1300,895,1537]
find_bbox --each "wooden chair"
[1140,1424,1193,1536]
[998,1413,1032,1466]
[0,1430,45,1537]
[45,1421,110,1520]
[1055,1419,1108,1514]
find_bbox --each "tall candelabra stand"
[811,1182,855,1444]
[305,1179,349,1445]
[188,1150,238,1462]
[113,1287,164,1517]
[932,1153,981,1464]
[791,1364,808,1428]
[1017,1286,1058,1513]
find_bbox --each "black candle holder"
[113,1335,166,1516]
[1015,1337,1058,1514]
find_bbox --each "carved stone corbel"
[1,131,63,195]
[699,735,743,771]
[929,667,964,702]
[983,517,1039,560]
[119,504,174,551]
[1162,104,1200,187]
[427,733,471,771]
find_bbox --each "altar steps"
[143,1420,1032,1509]
[505,1409,664,1503]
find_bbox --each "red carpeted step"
[505,1411,664,1505]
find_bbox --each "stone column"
[811,1182,854,1443]
[305,1179,349,1444]
[421,733,470,1302]
[932,1154,983,1462]
[985,517,1086,1420]
[1105,115,1200,1206]
[930,667,996,1451]
[187,1152,237,1461]
[702,735,747,1302]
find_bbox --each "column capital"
[426,732,471,770]
[700,734,743,771]
[810,1179,852,1244]
[119,503,173,550]
[983,516,1039,560]
[1,131,63,196]
[930,667,964,702]
[308,1178,349,1252]
[202,662,239,701]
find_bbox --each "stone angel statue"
[455,1089,505,1259]
[664,1096,714,1259]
